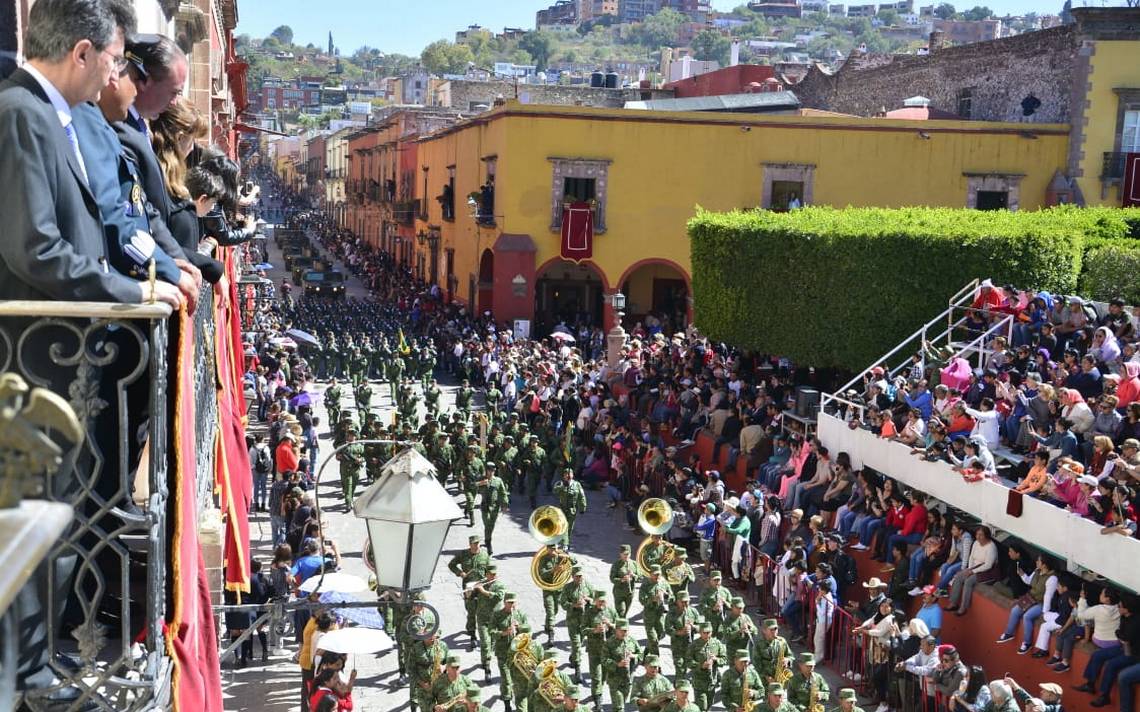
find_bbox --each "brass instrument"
[742,666,756,712]
[642,690,676,712]
[511,633,539,678]
[430,643,442,684]
[809,678,824,712]
[664,560,692,587]
[536,658,567,706]
[435,693,469,712]
[774,652,793,685]
[635,499,676,575]
[463,576,494,597]
[529,506,573,591]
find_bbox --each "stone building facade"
[432,79,674,112]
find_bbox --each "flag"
[561,424,574,464]
[560,202,594,263]
[398,328,411,355]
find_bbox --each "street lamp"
[607,291,628,367]
[352,447,462,592]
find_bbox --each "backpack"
[254,445,271,474]
[268,566,291,600]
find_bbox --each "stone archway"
[478,249,495,317]
[534,258,609,339]
[617,259,691,335]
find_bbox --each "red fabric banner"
[1123,153,1140,208]
[167,311,223,712]
[560,202,594,263]
[215,249,252,594]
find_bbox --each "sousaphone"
[528,505,573,591]
[635,498,677,575]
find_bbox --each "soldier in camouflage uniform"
[688,622,727,712]
[538,544,568,640]
[431,655,478,711]
[508,623,544,712]
[698,570,732,635]
[410,630,448,712]
[523,435,547,510]
[492,593,530,711]
[323,378,342,425]
[665,595,704,679]
[603,618,643,712]
[752,619,793,685]
[757,683,801,712]
[484,381,501,413]
[456,379,474,418]
[498,435,519,497]
[554,468,588,551]
[785,653,829,712]
[720,650,765,712]
[832,688,862,712]
[473,564,506,676]
[448,535,492,649]
[632,655,675,712]
[638,565,674,657]
[559,564,596,678]
[610,544,638,619]
[664,549,696,601]
[722,598,757,658]
[335,425,364,510]
[354,380,373,413]
[478,462,510,555]
[581,590,618,707]
[425,379,443,420]
[665,680,701,712]
[459,443,483,528]
[528,650,573,712]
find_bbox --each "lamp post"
[607,291,627,367]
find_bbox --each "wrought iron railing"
[0,301,174,712]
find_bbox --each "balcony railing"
[0,297,216,711]
[394,199,418,226]
[1101,151,1127,181]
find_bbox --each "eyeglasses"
[102,49,129,71]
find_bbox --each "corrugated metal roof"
[623,91,801,113]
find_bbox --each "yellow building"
[412,102,1069,336]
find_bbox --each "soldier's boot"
[545,626,555,642]
[573,664,582,685]
[504,702,512,712]
[482,661,491,678]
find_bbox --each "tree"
[962,5,993,20]
[634,8,687,49]
[270,25,294,45]
[519,30,555,71]
[420,40,474,75]
[691,29,732,65]
[876,8,900,24]
[933,2,957,18]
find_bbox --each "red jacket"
[276,440,299,474]
[885,504,909,529]
[899,503,928,537]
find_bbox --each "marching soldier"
[719,650,764,712]
[786,653,829,712]
[665,680,701,712]
[335,425,364,510]
[559,564,596,680]
[333,411,354,448]
[498,434,520,497]
[457,444,483,527]
[529,651,573,712]
[492,593,530,711]
[462,687,493,712]
[638,565,674,657]
[698,570,732,635]
[523,435,548,510]
[664,549,696,600]
[473,563,506,677]
[385,349,405,401]
[425,379,443,420]
[349,346,368,388]
[448,535,492,650]
[508,623,544,712]
[485,381,502,413]
[665,596,704,679]
[434,432,455,487]
[581,591,618,708]
[757,683,799,712]
[539,544,569,640]
[324,378,342,425]
[325,332,343,379]
[688,622,727,712]
[638,534,671,574]
[609,544,638,619]
[477,462,510,555]
[603,618,642,712]
[753,619,793,685]
[431,655,478,711]
[354,379,373,412]
[723,598,757,657]
[456,379,474,417]
[554,468,587,550]
[400,380,422,424]
[396,593,436,685]
[632,655,674,712]
[410,630,449,712]
[832,688,862,712]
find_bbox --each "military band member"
[833,688,862,712]
[757,683,799,712]
[753,618,793,685]
[448,535,491,649]
[604,618,643,712]
[529,651,574,712]
[411,629,449,712]
[462,687,493,712]
[493,593,531,711]
[786,653,829,712]
[664,680,701,712]
[581,591,618,705]
[719,650,764,712]
[560,564,597,677]
[698,570,732,635]
[432,655,478,712]
[477,461,510,555]
[688,622,727,712]
[610,544,639,619]
[632,655,675,712]
[508,623,545,712]
[539,544,569,640]
[665,596,704,679]
[473,564,506,675]
[664,549,696,600]
[723,597,757,656]
[554,468,588,551]
[638,565,675,657]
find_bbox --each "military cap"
[593,591,607,600]
[649,565,662,575]
[675,549,688,559]
[485,461,497,469]
[710,570,723,580]
[619,544,631,553]
[468,535,482,544]
[731,596,744,607]
[798,652,816,666]
[467,443,479,450]
[734,649,751,662]
[616,619,630,630]
[644,654,661,667]
[762,618,779,630]
[700,622,713,632]
[445,655,461,666]
[504,592,518,602]
[676,680,693,693]
[486,563,498,572]
[767,683,787,696]
[518,622,532,632]
[839,689,857,701]
[564,684,580,700]
[571,564,584,575]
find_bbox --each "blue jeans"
[909,548,928,582]
[1097,654,1137,695]
[1003,603,1043,645]
[782,598,804,637]
[607,484,622,504]
[1085,643,1126,684]
[886,532,924,556]
[1114,661,1140,711]
[270,514,287,547]
[938,562,963,590]
[858,517,884,546]
[253,470,268,509]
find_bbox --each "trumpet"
[463,577,494,596]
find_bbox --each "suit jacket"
[112,119,189,263]
[71,103,181,284]
[0,69,138,302]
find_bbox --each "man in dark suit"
[0,1,180,307]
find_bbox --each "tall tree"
[519,30,555,71]
[420,40,474,75]
[270,25,294,45]
[961,5,993,20]
[691,29,732,65]
[933,2,957,19]
[635,8,687,49]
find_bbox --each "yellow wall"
[415,104,1070,303]
[1078,41,1137,206]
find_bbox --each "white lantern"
[352,448,462,591]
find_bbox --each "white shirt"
[22,63,72,129]
[966,408,1001,449]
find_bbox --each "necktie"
[63,121,90,187]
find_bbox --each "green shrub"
[1081,242,1140,305]
[688,206,1130,369]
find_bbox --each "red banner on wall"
[1123,153,1140,208]
[560,202,594,263]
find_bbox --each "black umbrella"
[285,328,320,348]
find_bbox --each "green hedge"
[688,206,1138,369]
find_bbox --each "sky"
[237,0,1083,56]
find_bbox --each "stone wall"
[440,79,674,111]
[791,24,1078,122]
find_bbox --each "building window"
[957,87,973,119]
[474,157,496,226]
[761,163,814,209]
[440,166,456,221]
[964,173,1023,211]
[549,158,610,232]
[1124,109,1140,152]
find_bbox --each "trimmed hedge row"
[688,206,1140,369]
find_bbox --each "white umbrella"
[550,331,576,342]
[315,627,393,654]
[299,572,369,594]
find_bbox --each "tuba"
[529,506,572,591]
[635,498,676,575]
[512,633,539,678]
[536,658,567,706]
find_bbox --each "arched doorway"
[478,249,495,316]
[534,259,606,338]
[618,260,691,335]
